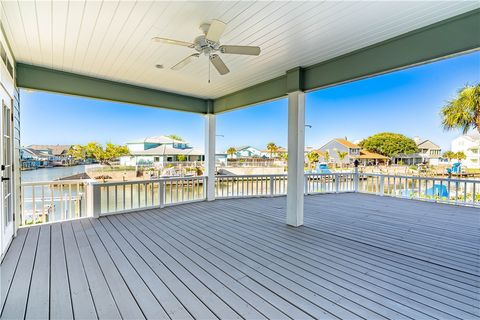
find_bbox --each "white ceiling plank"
[4,1,478,99]
[62,0,87,72]
[79,0,119,75]
[34,0,53,68]
[51,0,68,71]
[70,0,103,73]
[2,1,32,64]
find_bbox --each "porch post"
[286,90,305,227]
[204,113,216,201]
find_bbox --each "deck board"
[1,193,479,319]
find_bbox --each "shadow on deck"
[1,193,479,319]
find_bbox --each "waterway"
[21,165,88,182]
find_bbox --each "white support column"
[204,114,216,201]
[286,91,305,227]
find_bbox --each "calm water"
[21,165,87,182]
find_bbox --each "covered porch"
[2,193,478,319]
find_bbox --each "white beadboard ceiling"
[1,1,478,99]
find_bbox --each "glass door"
[1,99,13,257]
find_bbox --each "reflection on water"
[21,165,87,183]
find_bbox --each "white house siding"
[451,135,480,168]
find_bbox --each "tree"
[307,151,319,169]
[359,132,418,158]
[455,151,466,161]
[441,84,480,134]
[226,147,237,159]
[166,134,184,141]
[176,154,187,161]
[67,144,86,160]
[337,151,348,168]
[443,151,455,162]
[68,142,129,164]
[267,142,278,158]
[324,150,330,163]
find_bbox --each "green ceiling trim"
[16,63,208,114]
[213,8,480,113]
[213,75,287,113]
[286,67,304,93]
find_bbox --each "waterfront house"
[28,144,73,165]
[451,132,480,168]
[19,148,49,169]
[227,146,265,159]
[120,135,204,166]
[393,137,442,165]
[318,138,361,165]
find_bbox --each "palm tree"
[324,150,330,163]
[167,134,184,141]
[337,150,348,168]
[226,147,237,159]
[443,151,455,162]
[441,84,480,134]
[455,151,466,161]
[266,142,278,159]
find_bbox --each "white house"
[451,133,480,168]
[120,135,204,166]
[226,146,265,159]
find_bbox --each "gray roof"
[130,145,203,156]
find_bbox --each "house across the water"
[120,135,204,166]
[451,132,480,168]
[318,138,388,165]
[393,137,442,165]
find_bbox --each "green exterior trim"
[213,9,480,113]
[286,67,304,93]
[16,63,208,114]
[214,75,287,113]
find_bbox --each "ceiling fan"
[152,20,261,78]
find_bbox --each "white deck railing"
[19,172,479,226]
[359,173,480,207]
[20,180,87,225]
[95,176,206,216]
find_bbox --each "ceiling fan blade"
[210,54,229,75]
[206,20,226,43]
[220,45,261,56]
[152,37,194,48]
[171,54,200,70]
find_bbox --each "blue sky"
[21,51,479,152]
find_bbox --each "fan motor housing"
[193,35,219,55]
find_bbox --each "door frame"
[0,98,14,259]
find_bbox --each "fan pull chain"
[208,55,211,83]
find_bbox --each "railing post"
[380,175,385,196]
[354,167,359,192]
[335,173,339,193]
[159,180,165,208]
[304,175,309,195]
[269,175,274,197]
[86,180,101,218]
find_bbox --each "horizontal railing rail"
[359,173,480,207]
[20,172,479,226]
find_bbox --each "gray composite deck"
[1,193,479,319]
